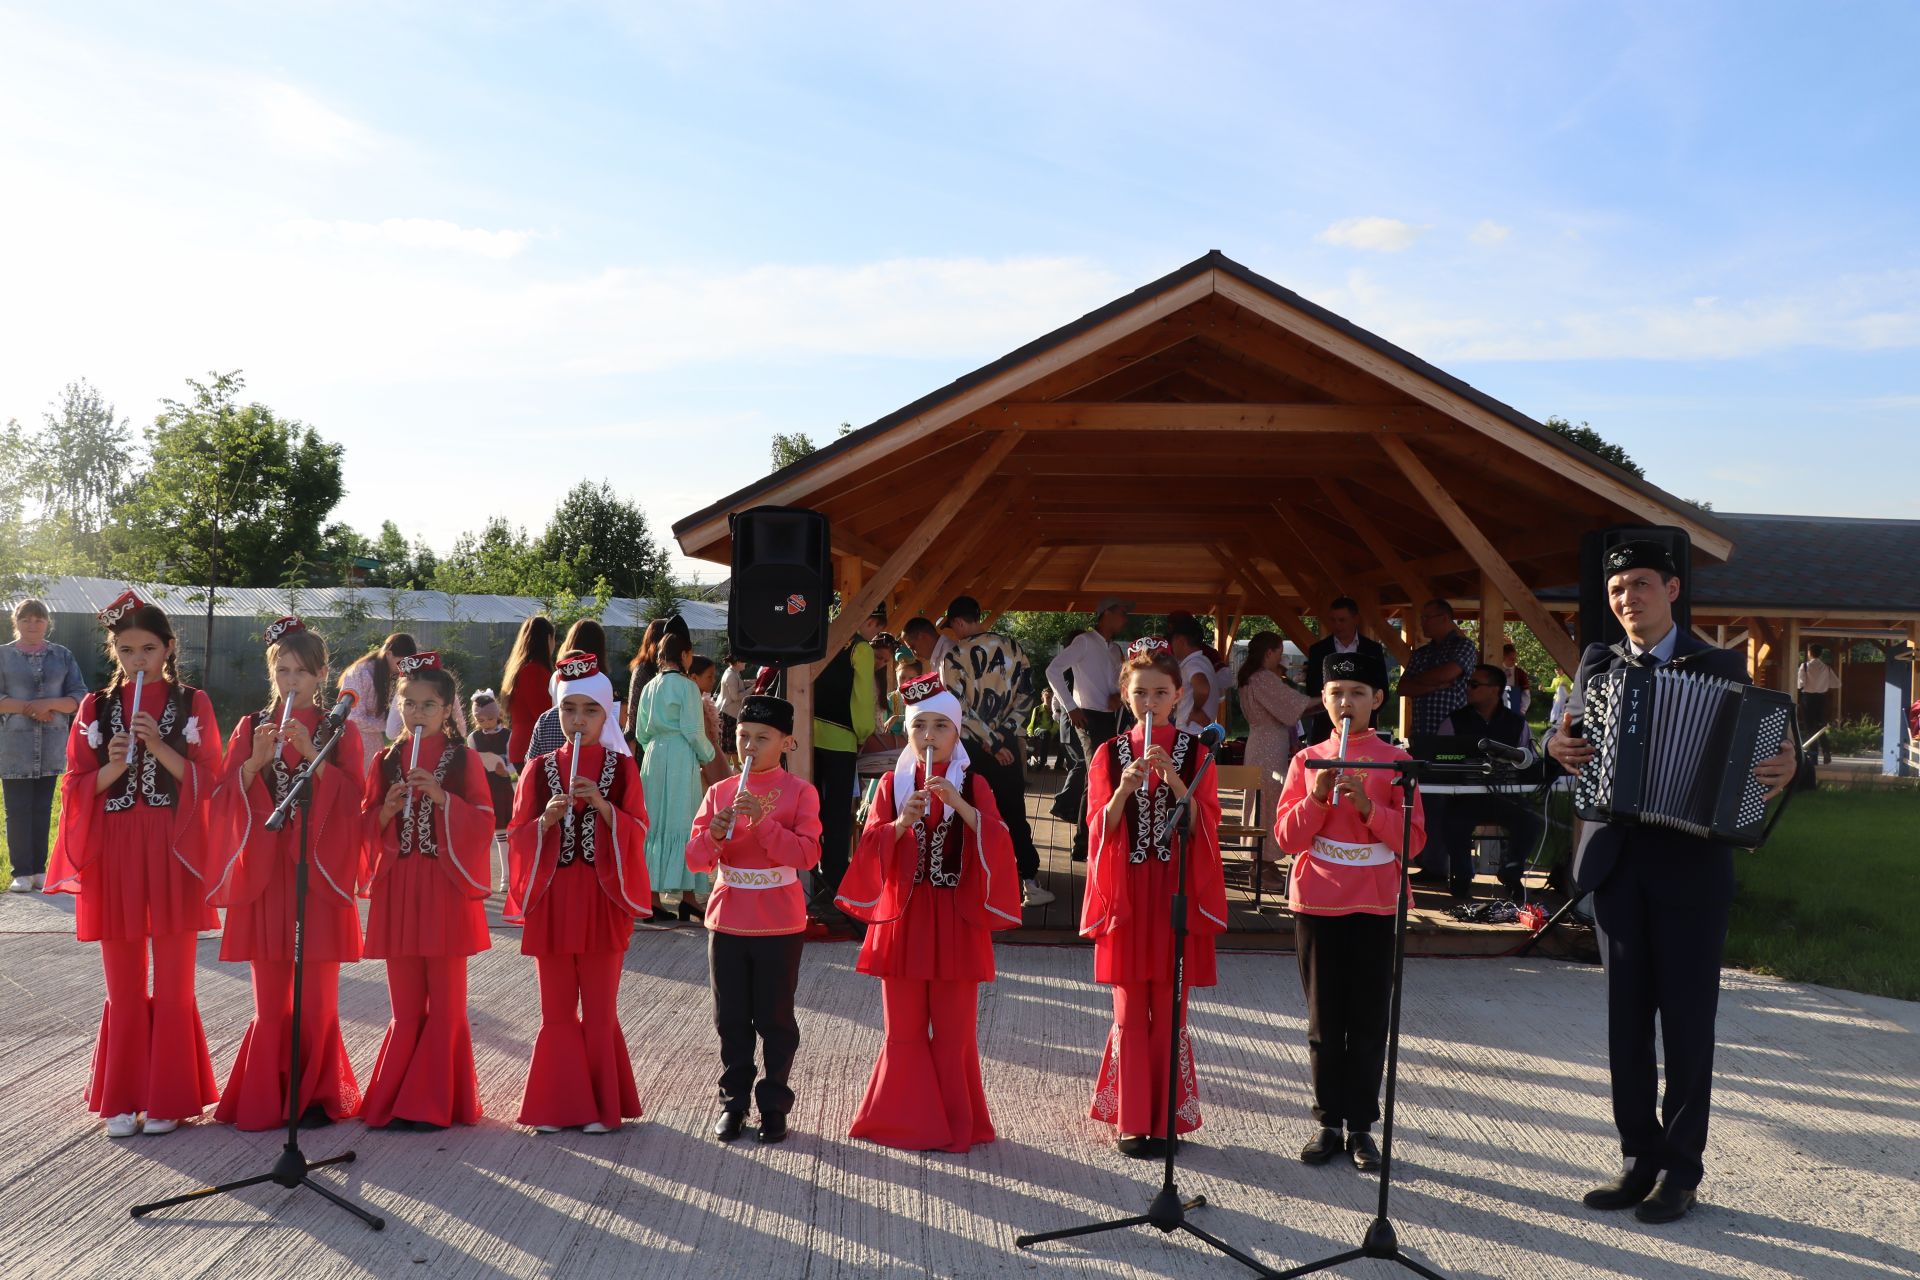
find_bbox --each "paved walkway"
[2,889,1916,1279]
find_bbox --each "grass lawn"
[1725,788,1920,1002]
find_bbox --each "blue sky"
[3,1,1916,582]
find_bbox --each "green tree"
[538,480,673,603]
[1543,415,1644,478]
[770,422,852,473]
[111,371,345,669]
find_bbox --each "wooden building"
[673,251,1736,766]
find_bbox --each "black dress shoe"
[713,1111,746,1142]
[1634,1178,1698,1224]
[1582,1161,1661,1210]
[757,1114,789,1144]
[1448,878,1475,901]
[1115,1135,1153,1159]
[299,1104,334,1130]
[1300,1127,1344,1165]
[1347,1130,1381,1172]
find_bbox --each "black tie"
[1636,651,1661,669]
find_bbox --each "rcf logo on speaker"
[780,594,808,616]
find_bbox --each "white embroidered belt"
[1309,837,1396,868]
[717,863,797,890]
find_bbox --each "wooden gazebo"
[674,251,1730,765]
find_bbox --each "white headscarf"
[891,687,970,815]
[553,669,630,757]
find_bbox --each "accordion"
[1573,665,1795,847]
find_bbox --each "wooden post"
[1784,617,1803,713]
[787,661,814,783]
[1478,570,1506,666]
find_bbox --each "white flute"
[127,669,145,765]
[723,750,754,842]
[279,687,295,730]
[402,728,423,821]
[1331,716,1352,807]
[564,730,582,830]
[1137,711,1154,797]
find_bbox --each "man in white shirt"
[1167,614,1216,734]
[1044,597,1130,860]
[1797,644,1837,764]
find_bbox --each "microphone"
[1198,723,1227,750]
[319,688,358,734]
[1478,737,1534,768]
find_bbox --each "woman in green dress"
[635,635,715,919]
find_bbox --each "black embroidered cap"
[1322,648,1389,692]
[1603,539,1679,578]
[739,694,794,735]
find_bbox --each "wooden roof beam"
[968,402,1434,433]
[1315,478,1436,609]
[1379,436,1581,674]
[1208,542,1317,653]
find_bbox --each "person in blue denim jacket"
[1,598,88,890]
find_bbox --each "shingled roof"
[1539,514,1920,613]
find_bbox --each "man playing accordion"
[1547,540,1796,1224]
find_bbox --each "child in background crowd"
[467,689,516,894]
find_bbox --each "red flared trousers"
[89,934,219,1120]
[215,960,361,1130]
[516,952,640,1129]
[1090,981,1201,1136]
[850,978,993,1152]
[361,957,480,1128]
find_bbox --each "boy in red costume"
[47,590,223,1138]
[836,673,1021,1152]
[1080,638,1227,1157]
[359,651,493,1130]
[686,695,822,1144]
[506,651,652,1134]
[207,616,365,1130]
[1273,648,1425,1172]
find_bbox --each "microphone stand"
[1017,732,1274,1275]
[131,709,386,1230]
[1269,754,1484,1280]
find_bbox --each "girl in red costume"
[359,652,492,1130]
[1080,638,1226,1157]
[505,651,651,1134]
[836,673,1021,1152]
[46,590,223,1139]
[207,616,364,1130]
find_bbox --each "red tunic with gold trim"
[358,733,493,958]
[503,741,652,953]
[47,680,224,939]
[1079,722,1225,1136]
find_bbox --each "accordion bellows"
[1574,666,1795,847]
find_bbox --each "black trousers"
[1801,691,1833,763]
[1069,711,1120,859]
[2,775,57,878]
[967,738,1040,880]
[1591,845,1733,1188]
[810,747,858,913]
[1295,912,1395,1131]
[709,930,807,1118]
[1440,795,1546,885]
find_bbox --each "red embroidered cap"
[97,589,147,627]
[263,615,306,645]
[1126,636,1170,659]
[397,651,442,674]
[900,672,946,704]
[556,650,599,680]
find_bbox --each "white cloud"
[1470,219,1511,246]
[1316,216,1426,253]
[281,218,539,259]
[248,79,381,159]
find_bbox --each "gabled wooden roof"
[673,252,1730,670]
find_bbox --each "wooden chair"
[1213,764,1276,908]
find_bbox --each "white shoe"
[533,1125,562,1134]
[105,1113,140,1138]
[7,878,30,893]
[31,874,43,890]
[1022,879,1055,907]
[141,1117,179,1136]
[581,1122,613,1134]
